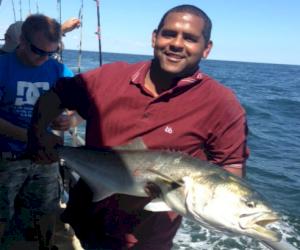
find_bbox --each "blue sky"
[0,0,300,65]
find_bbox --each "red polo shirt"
[55,61,249,249]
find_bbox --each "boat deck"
[3,204,83,250]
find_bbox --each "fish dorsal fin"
[114,138,147,150]
[147,168,184,187]
[143,198,172,212]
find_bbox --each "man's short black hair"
[157,5,212,46]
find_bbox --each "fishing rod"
[57,0,62,25]
[57,0,63,62]
[35,0,39,13]
[94,0,102,66]
[77,0,83,73]
[28,0,31,15]
[11,0,16,22]
[19,0,22,20]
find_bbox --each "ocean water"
[62,49,300,249]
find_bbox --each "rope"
[94,0,102,66]
[77,0,84,73]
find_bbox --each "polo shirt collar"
[130,60,203,89]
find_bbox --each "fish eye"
[246,201,256,208]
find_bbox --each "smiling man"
[0,14,73,250]
[27,5,249,250]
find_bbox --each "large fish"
[58,140,296,250]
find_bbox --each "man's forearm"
[0,118,27,142]
[30,90,64,134]
[223,164,246,178]
[27,90,65,163]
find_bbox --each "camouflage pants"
[0,158,60,222]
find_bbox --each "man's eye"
[161,30,176,38]
[184,36,198,43]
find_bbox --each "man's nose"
[170,35,184,50]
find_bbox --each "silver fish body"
[59,145,282,246]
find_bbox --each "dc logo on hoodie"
[15,81,49,106]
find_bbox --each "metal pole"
[94,0,102,66]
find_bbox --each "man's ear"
[17,34,26,49]
[151,29,158,48]
[19,33,26,44]
[202,40,213,59]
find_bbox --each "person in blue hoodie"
[0,17,80,56]
[0,14,75,250]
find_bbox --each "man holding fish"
[28,4,249,250]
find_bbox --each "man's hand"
[50,111,83,131]
[61,18,81,34]
[144,182,162,199]
[50,112,71,131]
[27,129,63,164]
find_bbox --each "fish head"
[183,174,281,242]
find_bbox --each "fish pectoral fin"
[143,198,172,212]
[147,169,184,187]
[182,176,203,222]
[90,185,114,202]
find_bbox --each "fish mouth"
[239,212,281,242]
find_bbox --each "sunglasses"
[29,42,58,57]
